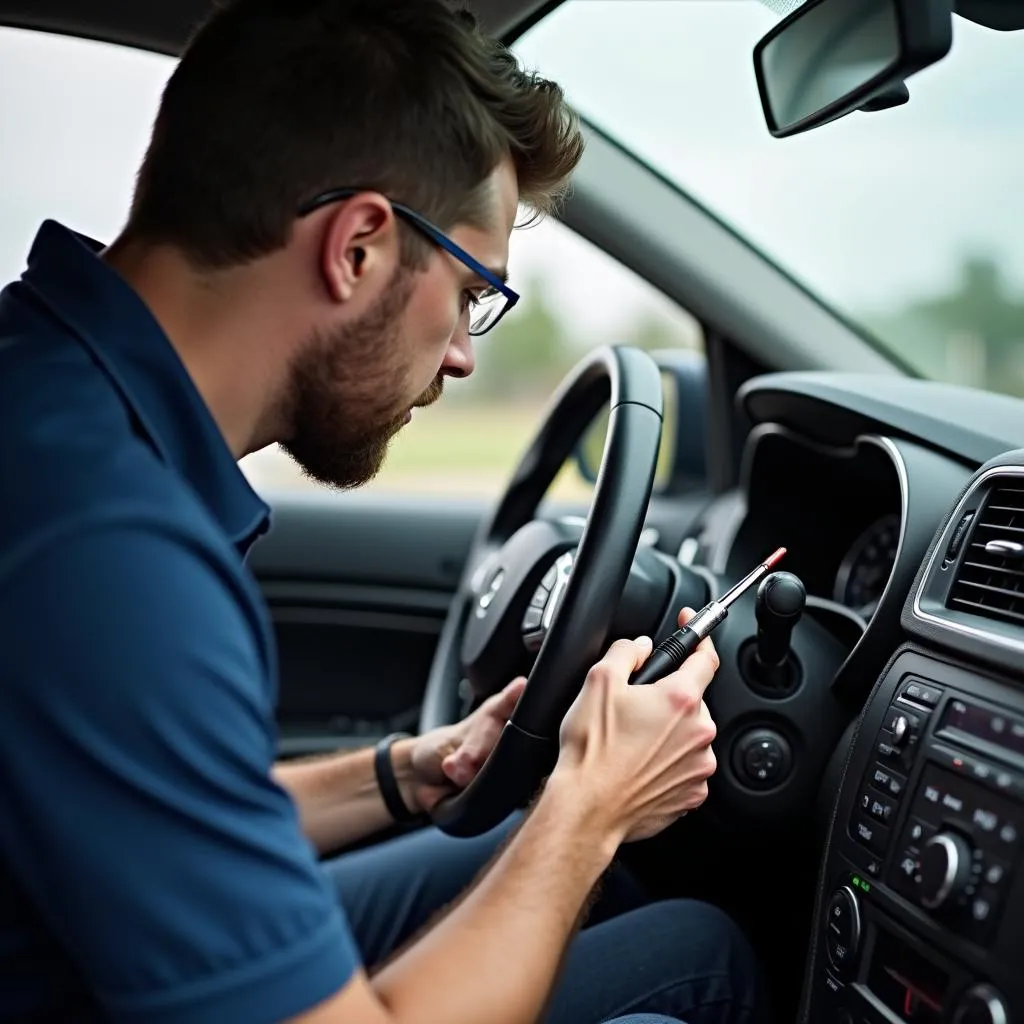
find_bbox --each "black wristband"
[374,732,420,824]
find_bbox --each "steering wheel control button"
[523,552,575,651]
[824,886,861,980]
[732,728,792,789]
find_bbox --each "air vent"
[948,481,1024,626]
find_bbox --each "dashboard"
[835,512,900,618]
[697,371,1024,1024]
[718,425,904,624]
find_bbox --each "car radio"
[806,650,1024,1024]
[865,688,1022,944]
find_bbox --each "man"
[0,1,767,1022]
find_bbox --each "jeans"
[322,815,768,1024]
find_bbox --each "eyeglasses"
[297,188,519,336]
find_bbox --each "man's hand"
[401,677,527,813]
[556,607,719,844]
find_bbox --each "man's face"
[282,159,519,489]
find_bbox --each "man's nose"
[442,323,476,379]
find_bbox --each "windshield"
[517,1,1024,396]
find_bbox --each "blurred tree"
[628,312,701,354]
[467,273,576,400]
[866,254,1024,395]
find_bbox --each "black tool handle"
[628,626,702,686]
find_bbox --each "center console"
[805,465,1024,1024]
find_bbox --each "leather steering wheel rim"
[420,346,664,837]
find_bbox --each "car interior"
[3,0,1024,1021]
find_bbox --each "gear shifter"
[741,571,806,695]
[755,571,806,668]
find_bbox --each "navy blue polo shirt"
[0,221,358,1022]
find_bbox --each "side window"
[241,217,705,501]
[0,26,703,504]
[0,28,174,282]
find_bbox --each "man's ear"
[319,193,399,304]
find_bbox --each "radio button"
[895,850,920,885]
[993,771,1015,795]
[877,733,898,760]
[972,807,999,833]
[942,791,966,813]
[861,792,896,824]
[906,817,936,846]
[962,884,1002,945]
[851,815,891,856]
[983,858,1007,886]
[901,679,943,707]
[869,763,906,798]
[877,730,915,771]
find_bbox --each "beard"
[280,268,444,489]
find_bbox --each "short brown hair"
[124,0,583,269]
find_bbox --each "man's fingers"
[677,605,695,628]
[589,636,654,686]
[480,676,526,719]
[496,676,527,716]
[664,633,719,701]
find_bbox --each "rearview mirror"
[753,0,952,138]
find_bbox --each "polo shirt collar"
[21,220,270,550]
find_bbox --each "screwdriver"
[628,547,787,686]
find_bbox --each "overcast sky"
[2,1,1022,361]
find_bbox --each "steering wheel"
[419,346,664,837]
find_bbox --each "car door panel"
[249,495,486,757]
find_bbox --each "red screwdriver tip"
[765,547,787,569]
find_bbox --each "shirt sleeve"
[0,518,360,1024]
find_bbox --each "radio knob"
[918,832,974,910]
[951,983,1009,1024]
[890,713,911,747]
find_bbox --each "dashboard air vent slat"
[948,483,1024,626]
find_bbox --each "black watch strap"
[374,732,420,824]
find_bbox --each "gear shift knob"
[755,571,806,668]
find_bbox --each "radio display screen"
[867,929,948,1023]
[941,699,1024,760]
